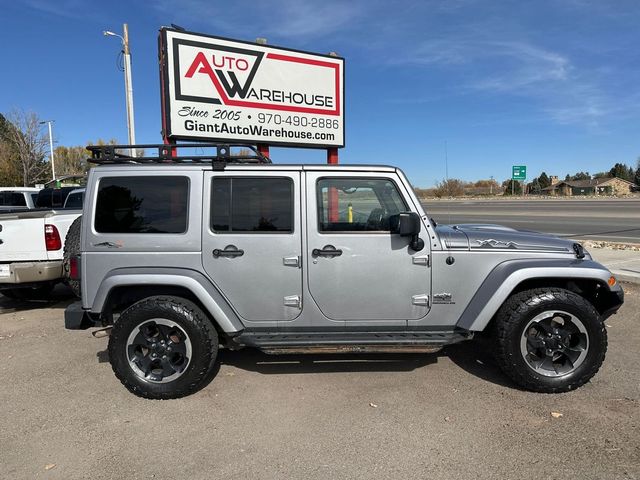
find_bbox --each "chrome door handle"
[312,245,343,257]
[213,245,244,258]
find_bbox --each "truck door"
[305,172,431,322]
[202,170,303,325]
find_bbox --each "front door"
[305,172,431,322]
[202,171,302,325]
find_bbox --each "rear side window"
[64,191,84,209]
[95,176,189,234]
[0,192,27,206]
[211,177,293,233]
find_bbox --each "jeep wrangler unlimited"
[65,144,624,399]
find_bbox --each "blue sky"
[2,0,639,187]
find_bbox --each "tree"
[609,163,633,181]
[433,178,465,198]
[54,145,88,176]
[635,158,640,186]
[0,113,22,186]
[565,171,590,181]
[538,172,551,189]
[502,179,523,195]
[5,110,50,186]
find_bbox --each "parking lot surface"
[1,285,639,480]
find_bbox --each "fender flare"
[457,258,620,331]
[91,267,244,334]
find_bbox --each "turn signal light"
[44,224,62,251]
[608,276,617,287]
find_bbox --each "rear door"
[202,170,303,325]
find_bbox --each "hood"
[435,223,581,255]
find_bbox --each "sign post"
[512,165,527,196]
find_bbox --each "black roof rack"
[86,143,272,170]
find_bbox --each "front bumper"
[601,286,624,320]
[0,261,62,285]
[65,301,100,330]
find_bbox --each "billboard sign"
[159,28,345,148]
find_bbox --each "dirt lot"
[1,285,639,480]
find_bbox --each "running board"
[232,330,472,354]
[261,345,443,355]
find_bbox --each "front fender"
[457,258,621,331]
[91,267,245,334]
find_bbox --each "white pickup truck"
[0,209,81,299]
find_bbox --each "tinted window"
[65,191,84,209]
[317,178,407,232]
[0,192,27,206]
[95,177,189,234]
[211,177,293,233]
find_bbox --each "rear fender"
[91,267,244,334]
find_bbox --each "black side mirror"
[390,212,425,251]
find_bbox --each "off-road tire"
[63,216,82,298]
[493,288,606,393]
[108,296,219,399]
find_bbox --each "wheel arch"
[91,267,245,335]
[457,258,622,332]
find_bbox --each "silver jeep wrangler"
[65,144,624,399]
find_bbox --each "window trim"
[93,175,191,235]
[315,176,409,234]
[209,176,295,235]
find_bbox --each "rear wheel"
[108,296,219,399]
[63,216,82,298]
[494,288,606,393]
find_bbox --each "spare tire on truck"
[63,216,82,298]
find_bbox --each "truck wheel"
[63,216,82,298]
[493,288,606,393]
[108,296,219,399]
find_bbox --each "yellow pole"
[347,203,353,223]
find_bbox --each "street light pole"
[40,120,55,180]
[104,24,137,157]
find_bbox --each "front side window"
[317,178,408,232]
[211,177,293,233]
[65,192,84,209]
[95,176,189,233]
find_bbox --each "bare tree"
[6,110,50,186]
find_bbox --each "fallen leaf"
[369,402,378,408]
[551,412,563,418]
[44,464,56,471]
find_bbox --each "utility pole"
[104,24,137,157]
[39,120,55,180]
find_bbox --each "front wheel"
[108,296,219,399]
[493,288,607,393]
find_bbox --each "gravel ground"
[1,285,639,480]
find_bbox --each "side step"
[261,345,444,355]
[232,330,472,355]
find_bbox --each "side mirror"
[390,212,425,251]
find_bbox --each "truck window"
[0,192,27,206]
[317,178,407,232]
[64,191,84,209]
[95,176,189,234]
[211,177,293,233]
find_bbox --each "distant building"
[541,177,636,196]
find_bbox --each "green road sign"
[512,165,527,180]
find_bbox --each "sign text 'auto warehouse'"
[160,28,345,148]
